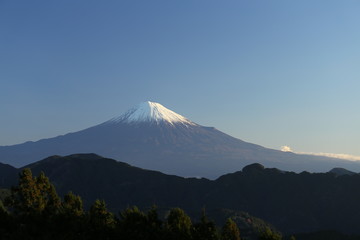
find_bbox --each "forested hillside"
[3,154,360,236]
[0,168,281,240]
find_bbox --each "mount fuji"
[1,101,360,178]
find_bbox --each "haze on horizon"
[1,1,359,160]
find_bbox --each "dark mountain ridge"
[329,167,356,176]
[23,154,212,211]
[2,153,360,235]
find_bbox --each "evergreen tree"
[4,169,62,239]
[6,169,60,216]
[56,192,85,239]
[221,218,241,240]
[259,227,282,240]
[119,206,150,240]
[7,168,40,216]
[89,199,115,227]
[36,172,61,215]
[146,206,163,240]
[165,207,193,240]
[193,209,219,240]
[61,191,84,217]
[88,199,116,239]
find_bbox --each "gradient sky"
[1,1,360,158]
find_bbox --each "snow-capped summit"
[108,101,195,126]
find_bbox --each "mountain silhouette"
[1,101,360,178]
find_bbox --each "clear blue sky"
[1,1,360,157]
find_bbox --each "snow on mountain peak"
[108,101,195,126]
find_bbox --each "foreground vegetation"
[0,169,282,240]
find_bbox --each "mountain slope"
[24,154,211,211]
[1,101,360,178]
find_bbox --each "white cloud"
[299,152,360,162]
[281,146,293,152]
[280,145,360,162]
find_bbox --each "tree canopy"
[1,169,245,240]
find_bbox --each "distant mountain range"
[2,153,360,235]
[1,101,360,178]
